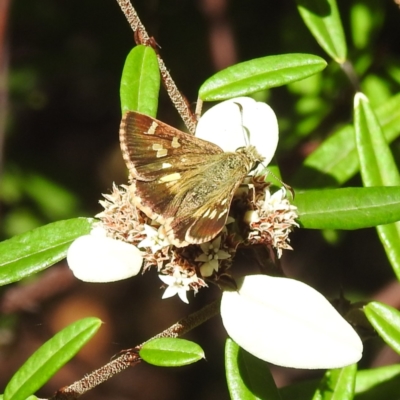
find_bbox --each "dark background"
[1,0,400,398]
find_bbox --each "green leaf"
[292,93,400,188]
[364,302,400,355]
[296,0,347,63]
[354,92,400,279]
[280,364,400,400]
[120,45,160,116]
[312,364,357,400]
[139,338,204,367]
[355,364,400,400]
[354,93,400,187]
[225,339,281,400]
[350,0,384,51]
[4,317,102,400]
[0,218,93,286]
[0,397,38,400]
[294,187,400,230]
[199,54,327,101]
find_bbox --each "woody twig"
[116,0,198,134]
[50,299,220,399]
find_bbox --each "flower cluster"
[68,97,289,302]
[66,97,363,369]
[246,183,299,258]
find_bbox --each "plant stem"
[115,0,198,134]
[50,299,220,399]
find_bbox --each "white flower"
[137,224,171,253]
[195,97,279,169]
[195,236,231,277]
[159,270,194,304]
[67,227,143,282]
[221,275,363,369]
[262,187,287,212]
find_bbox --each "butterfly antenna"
[264,169,295,199]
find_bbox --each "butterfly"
[119,111,264,247]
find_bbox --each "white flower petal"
[195,97,279,165]
[161,285,178,300]
[216,250,231,260]
[221,275,363,369]
[67,235,143,282]
[195,254,210,262]
[178,289,189,304]
[200,262,214,277]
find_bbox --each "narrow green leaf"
[355,364,400,395]
[120,45,160,116]
[0,397,37,400]
[4,317,102,400]
[354,92,400,279]
[364,302,400,355]
[312,365,357,400]
[199,54,327,101]
[354,93,400,187]
[280,364,400,399]
[292,93,400,188]
[296,0,347,63]
[225,339,281,400]
[140,338,204,367]
[0,218,93,286]
[294,187,400,230]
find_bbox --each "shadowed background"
[1,0,400,398]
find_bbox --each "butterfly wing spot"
[218,208,228,219]
[158,172,182,183]
[208,209,218,219]
[171,137,181,148]
[152,143,168,158]
[146,121,158,135]
[202,208,211,218]
[162,162,172,169]
[220,198,228,206]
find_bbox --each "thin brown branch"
[50,351,140,400]
[143,298,220,343]
[115,0,198,134]
[51,299,220,399]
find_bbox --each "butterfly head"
[236,145,265,172]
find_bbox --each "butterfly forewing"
[120,111,263,247]
[120,112,223,181]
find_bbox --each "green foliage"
[199,54,327,101]
[225,339,281,400]
[140,338,205,367]
[0,218,93,285]
[364,302,400,355]
[3,318,101,400]
[292,93,400,188]
[311,364,357,400]
[296,0,347,62]
[120,45,160,115]
[2,0,400,398]
[294,187,400,229]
